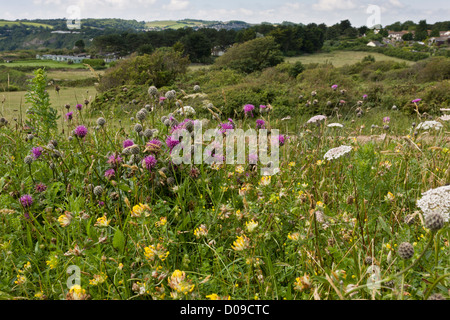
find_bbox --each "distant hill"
[0,18,251,51]
[144,19,250,31]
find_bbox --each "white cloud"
[313,0,357,11]
[163,0,190,11]
[388,0,404,8]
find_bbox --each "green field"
[0,20,53,28]
[0,59,88,69]
[145,19,215,30]
[286,51,415,67]
[0,86,97,120]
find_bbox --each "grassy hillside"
[0,20,53,28]
[286,51,415,67]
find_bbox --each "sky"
[1,0,449,27]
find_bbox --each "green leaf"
[378,216,393,237]
[112,228,125,253]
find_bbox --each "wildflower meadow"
[0,67,449,303]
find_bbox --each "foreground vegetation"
[0,52,449,299]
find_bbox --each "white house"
[367,41,383,47]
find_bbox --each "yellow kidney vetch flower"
[245,219,258,233]
[144,243,169,261]
[131,203,151,218]
[232,234,250,251]
[89,272,108,286]
[66,284,89,300]
[57,211,72,227]
[94,215,110,227]
[168,270,195,296]
[259,176,271,186]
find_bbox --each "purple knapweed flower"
[279,135,287,147]
[256,119,266,129]
[383,117,390,123]
[20,194,33,208]
[104,169,115,179]
[363,94,368,100]
[219,122,234,134]
[331,84,338,90]
[74,125,88,138]
[107,154,123,167]
[98,201,105,207]
[166,135,180,151]
[35,183,47,193]
[244,104,255,117]
[76,104,83,111]
[142,155,157,171]
[31,147,43,159]
[146,139,162,153]
[65,112,73,121]
[123,139,134,149]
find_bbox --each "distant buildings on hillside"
[36,53,118,63]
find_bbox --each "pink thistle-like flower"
[31,147,43,159]
[65,112,73,121]
[123,139,134,149]
[166,135,180,151]
[35,183,47,193]
[244,104,255,117]
[104,169,115,179]
[74,125,88,138]
[256,119,266,129]
[142,155,157,171]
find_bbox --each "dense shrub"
[214,36,284,74]
[97,47,190,92]
[82,58,106,70]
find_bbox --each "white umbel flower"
[416,185,450,223]
[440,114,450,121]
[327,123,344,128]
[416,121,443,131]
[176,106,196,116]
[307,115,327,124]
[323,145,353,160]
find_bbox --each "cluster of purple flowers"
[256,119,266,129]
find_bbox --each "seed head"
[96,117,106,127]
[424,212,445,231]
[398,242,414,260]
[24,155,34,165]
[93,186,104,197]
[134,123,143,133]
[136,110,147,121]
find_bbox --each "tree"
[181,32,212,63]
[402,33,414,41]
[215,36,284,74]
[414,20,428,41]
[74,39,85,51]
